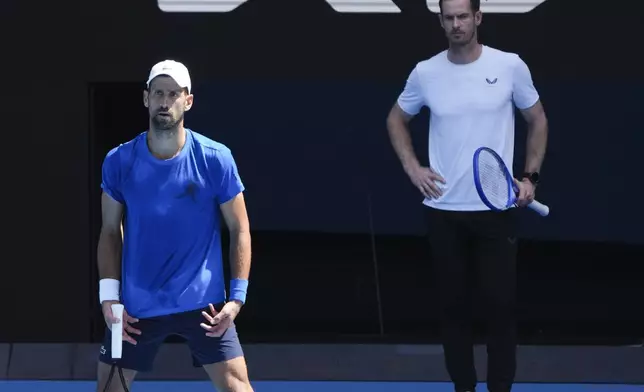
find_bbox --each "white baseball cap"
[146,60,192,93]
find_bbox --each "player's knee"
[222,377,254,392]
[213,372,253,392]
[205,356,253,392]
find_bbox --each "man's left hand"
[513,178,535,207]
[200,301,242,337]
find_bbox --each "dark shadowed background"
[2,0,642,346]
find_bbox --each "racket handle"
[527,199,549,217]
[111,304,124,359]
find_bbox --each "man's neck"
[447,40,482,64]
[147,125,186,160]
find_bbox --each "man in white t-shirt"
[386,0,548,391]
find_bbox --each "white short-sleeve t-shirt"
[397,45,540,211]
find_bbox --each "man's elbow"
[227,221,251,240]
[229,226,251,238]
[386,110,396,130]
[99,225,122,242]
[387,105,408,132]
[229,227,251,253]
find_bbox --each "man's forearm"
[387,117,420,174]
[524,117,548,173]
[97,231,122,280]
[229,230,251,281]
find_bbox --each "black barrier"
[3,343,644,383]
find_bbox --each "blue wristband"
[229,279,249,304]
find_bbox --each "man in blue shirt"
[96,60,254,391]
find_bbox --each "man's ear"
[184,94,194,111]
[475,10,482,26]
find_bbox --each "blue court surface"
[0,381,641,391]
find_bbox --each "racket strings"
[477,152,511,208]
[103,363,130,392]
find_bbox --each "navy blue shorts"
[98,303,244,372]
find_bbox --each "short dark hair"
[438,0,480,14]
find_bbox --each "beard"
[448,28,476,47]
[151,110,183,131]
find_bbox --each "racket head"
[473,147,516,211]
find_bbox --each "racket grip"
[527,199,549,217]
[111,304,124,359]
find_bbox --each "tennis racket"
[102,304,130,392]
[473,146,549,217]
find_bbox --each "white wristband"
[99,278,120,304]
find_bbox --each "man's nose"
[163,96,174,107]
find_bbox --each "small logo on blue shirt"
[176,182,198,202]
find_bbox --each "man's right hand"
[407,165,446,199]
[102,300,141,345]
